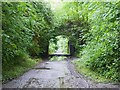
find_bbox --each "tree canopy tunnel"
[41,19,89,58]
[48,20,89,56]
[2,1,120,82]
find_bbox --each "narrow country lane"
[3,58,120,88]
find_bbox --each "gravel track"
[2,58,120,89]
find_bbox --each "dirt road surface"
[2,58,120,88]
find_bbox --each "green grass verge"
[2,58,42,84]
[72,59,114,83]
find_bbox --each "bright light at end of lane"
[44,0,63,11]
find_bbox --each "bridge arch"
[48,34,75,57]
[42,20,88,58]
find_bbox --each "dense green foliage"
[2,1,120,82]
[51,2,89,55]
[2,2,53,64]
[80,2,120,81]
[51,1,120,81]
[2,2,53,82]
[49,35,69,54]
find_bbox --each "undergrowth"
[2,56,42,84]
[73,60,119,83]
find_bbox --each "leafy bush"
[2,1,120,82]
[79,2,120,81]
[2,2,53,66]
